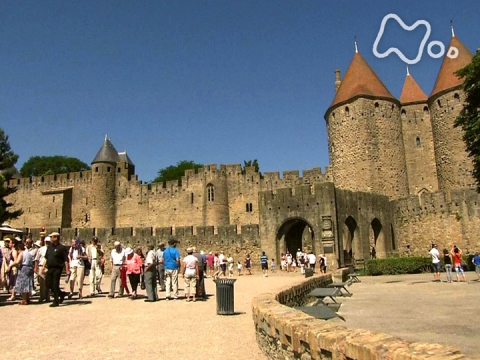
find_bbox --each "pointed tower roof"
[430,35,473,98]
[118,151,134,166]
[91,136,121,164]
[400,69,428,104]
[329,52,396,109]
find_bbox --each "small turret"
[89,136,119,229]
[334,69,341,92]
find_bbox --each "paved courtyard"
[1,271,479,359]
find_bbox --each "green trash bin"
[214,278,236,315]
[305,268,314,278]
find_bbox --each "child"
[270,258,276,273]
[237,261,243,276]
[291,258,297,272]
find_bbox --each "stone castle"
[6,34,480,268]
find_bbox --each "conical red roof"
[329,52,396,108]
[430,36,473,98]
[400,73,427,104]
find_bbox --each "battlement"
[392,188,480,219]
[7,169,93,188]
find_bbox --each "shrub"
[365,257,432,276]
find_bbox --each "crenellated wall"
[392,188,480,256]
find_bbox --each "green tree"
[20,155,90,177]
[455,50,480,189]
[0,128,23,223]
[242,159,261,176]
[152,160,204,184]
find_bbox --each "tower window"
[246,203,253,212]
[401,109,406,119]
[454,93,460,103]
[95,167,99,173]
[375,102,379,112]
[437,99,442,107]
[416,137,421,147]
[423,106,429,114]
[191,193,194,204]
[207,184,215,202]
[345,106,350,117]
[107,167,111,172]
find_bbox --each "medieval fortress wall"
[6,35,480,264]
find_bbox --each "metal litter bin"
[214,278,236,315]
[305,268,314,278]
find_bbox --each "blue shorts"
[432,262,441,272]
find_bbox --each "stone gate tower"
[428,33,475,192]
[399,69,439,195]
[324,47,409,199]
[89,136,120,229]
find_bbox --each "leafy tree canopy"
[455,50,480,189]
[243,159,259,173]
[152,160,204,184]
[0,128,23,223]
[20,155,91,177]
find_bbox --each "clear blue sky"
[1,1,479,182]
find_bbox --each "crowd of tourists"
[1,228,333,307]
[429,243,480,283]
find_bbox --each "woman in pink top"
[125,248,143,299]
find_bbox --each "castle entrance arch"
[370,218,385,258]
[343,216,358,266]
[276,218,314,261]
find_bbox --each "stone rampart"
[252,273,466,359]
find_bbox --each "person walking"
[43,232,70,307]
[163,237,180,300]
[34,236,50,302]
[8,238,34,305]
[109,241,126,298]
[451,245,467,282]
[68,238,87,299]
[429,244,441,282]
[86,236,104,296]
[144,245,157,302]
[260,251,268,277]
[245,254,252,275]
[443,248,453,283]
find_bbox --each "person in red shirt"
[125,247,143,299]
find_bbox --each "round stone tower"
[428,33,475,192]
[399,68,439,195]
[90,136,120,229]
[324,49,409,199]
[203,165,230,226]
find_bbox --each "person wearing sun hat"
[44,232,70,307]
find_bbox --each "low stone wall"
[252,273,466,360]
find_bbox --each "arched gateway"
[276,218,315,262]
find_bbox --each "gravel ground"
[2,271,479,360]
[0,271,297,360]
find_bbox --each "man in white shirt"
[108,241,126,298]
[144,245,157,302]
[182,247,199,302]
[429,243,441,282]
[308,252,317,272]
[34,236,50,303]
